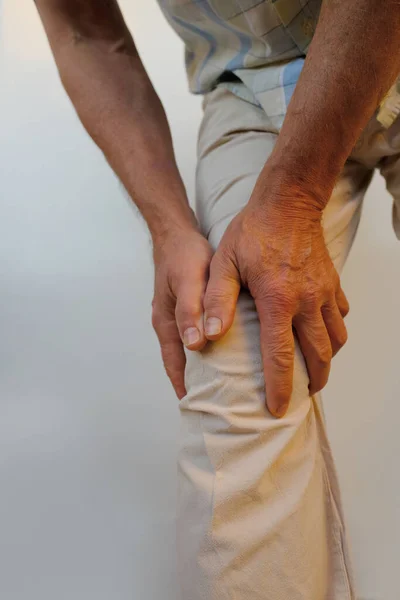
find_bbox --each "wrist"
[150,204,199,247]
[250,158,332,220]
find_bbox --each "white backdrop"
[0,2,399,599]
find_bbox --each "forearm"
[35,0,196,241]
[263,0,400,210]
[59,44,196,239]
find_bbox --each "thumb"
[203,248,240,341]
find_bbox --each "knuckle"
[341,300,350,317]
[302,289,322,312]
[336,328,348,347]
[151,305,162,331]
[315,345,332,368]
[176,299,201,323]
[332,327,348,349]
[322,282,336,299]
[271,348,293,372]
[261,277,283,298]
[259,280,295,311]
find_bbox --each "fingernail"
[275,403,289,418]
[183,327,200,347]
[205,317,222,336]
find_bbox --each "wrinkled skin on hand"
[151,228,213,399]
[202,197,349,417]
[151,193,349,416]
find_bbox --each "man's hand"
[34,0,213,402]
[202,192,349,417]
[152,227,213,399]
[198,0,400,418]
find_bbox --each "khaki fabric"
[177,86,400,600]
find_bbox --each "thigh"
[178,86,372,600]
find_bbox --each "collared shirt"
[158,0,400,131]
[157,0,321,129]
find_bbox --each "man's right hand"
[151,227,213,399]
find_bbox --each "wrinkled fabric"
[177,85,400,600]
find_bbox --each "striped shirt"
[157,0,321,128]
[158,0,400,131]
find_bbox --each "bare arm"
[264,0,400,208]
[35,0,214,399]
[203,0,400,416]
[34,0,196,240]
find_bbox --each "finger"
[152,305,186,399]
[321,301,348,356]
[256,301,295,418]
[175,280,208,352]
[293,311,332,396]
[203,248,240,341]
[336,284,350,318]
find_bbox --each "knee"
[181,291,312,427]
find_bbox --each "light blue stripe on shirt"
[197,1,253,72]
[282,58,304,107]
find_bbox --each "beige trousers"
[178,87,400,600]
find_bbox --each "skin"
[35,0,400,416]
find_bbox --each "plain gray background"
[0,1,399,599]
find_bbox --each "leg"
[177,87,373,600]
